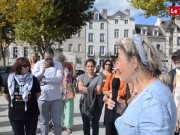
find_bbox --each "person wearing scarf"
[3,57,41,135]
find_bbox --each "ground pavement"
[0,93,105,135]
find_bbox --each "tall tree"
[15,0,95,56]
[0,0,48,66]
[128,0,180,67]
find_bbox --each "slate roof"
[108,10,135,20]
[135,24,164,36]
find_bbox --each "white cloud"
[94,0,145,16]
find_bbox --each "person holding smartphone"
[32,47,63,135]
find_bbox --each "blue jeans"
[80,112,99,135]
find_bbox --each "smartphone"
[49,62,54,67]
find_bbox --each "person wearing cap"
[168,50,180,135]
[169,50,180,93]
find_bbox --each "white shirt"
[32,60,63,101]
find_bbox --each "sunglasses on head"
[22,64,29,68]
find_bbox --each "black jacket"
[168,69,176,92]
[80,85,99,119]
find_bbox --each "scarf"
[8,72,33,111]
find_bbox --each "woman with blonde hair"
[107,34,176,135]
[29,51,38,70]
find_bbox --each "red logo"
[169,6,180,16]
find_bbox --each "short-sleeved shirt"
[4,76,41,120]
[78,73,103,87]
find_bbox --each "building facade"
[2,8,180,70]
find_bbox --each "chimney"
[155,18,162,26]
[124,9,130,16]
[102,9,107,19]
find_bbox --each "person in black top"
[3,57,41,135]
[0,75,3,92]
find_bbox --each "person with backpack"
[78,59,103,135]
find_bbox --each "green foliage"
[128,0,180,18]
[15,0,95,56]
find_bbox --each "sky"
[93,0,170,25]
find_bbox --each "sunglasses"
[22,64,29,68]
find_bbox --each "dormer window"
[153,28,159,36]
[154,30,159,36]
[141,27,147,35]
[115,19,118,24]
[125,20,128,24]
[94,12,99,21]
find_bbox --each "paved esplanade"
[0,94,105,135]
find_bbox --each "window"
[125,20,128,24]
[77,31,81,37]
[156,44,160,50]
[124,29,129,38]
[114,45,120,55]
[100,46,105,56]
[177,37,180,45]
[88,45,94,56]
[68,44,73,52]
[13,47,18,58]
[142,29,147,35]
[115,19,118,24]
[154,30,159,36]
[88,33,94,42]
[78,44,82,52]
[114,29,119,38]
[100,23,104,29]
[100,33,105,42]
[89,22,93,29]
[24,47,28,57]
[94,13,99,20]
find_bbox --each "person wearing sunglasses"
[32,47,63,135]
[3,57,41,135]
[98,60,113,124]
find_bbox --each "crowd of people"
[0,34,180,135]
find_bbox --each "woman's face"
[30,54,37,63]
[104,61,112,70]
[20,63,30,75]
[86,62,95,74]
[117,50,132,82]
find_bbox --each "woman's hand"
[107,98,115,110]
